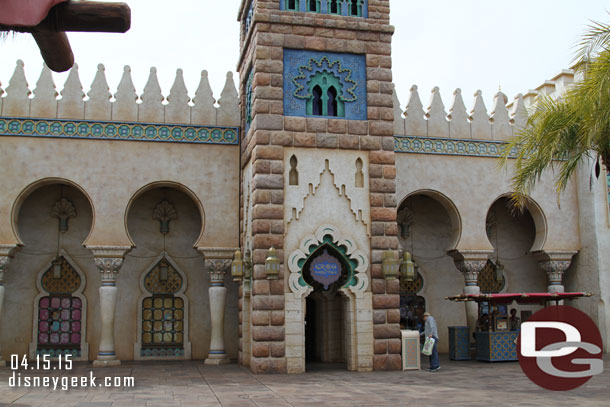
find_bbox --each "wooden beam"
[40,1,131,33]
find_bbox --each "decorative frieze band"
[0,117,239,146]
[394,135,520,159]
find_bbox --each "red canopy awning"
[446,292,593,305]
[0,0,68,27]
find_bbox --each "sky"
[0,0,609,111]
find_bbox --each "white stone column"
[0,245,19,367]
[205,259,231,365]
[449,250,492,341]
[198,247,236,366]
[89,246,130,367]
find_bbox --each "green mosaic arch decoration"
[288,224,369,298]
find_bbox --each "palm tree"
[503,17,610,208]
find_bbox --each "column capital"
[0,244,20,283]
[447,249,493,286]
[87,246,131,284]
[207,259,231,285]
[532,250,577,287]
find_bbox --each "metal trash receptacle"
[401,329,421,370]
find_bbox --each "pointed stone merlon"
[395,85,529,141]
[217,72,240,127]
[509,68,575,112]
[0,61,238,126]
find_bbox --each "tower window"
[306,72,345,117]
[312,85,323,116]
[328,0,340,14]
[308,0,320,12]
[327,86,338,117]
[348,0,362,17]
[286,0,299,11]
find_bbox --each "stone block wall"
[237,0,401,372]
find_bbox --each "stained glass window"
[142,296,184,347]
[140,258,186,357]
[37,257,83,357]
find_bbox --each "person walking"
[423,312,440,372]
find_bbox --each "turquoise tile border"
[0,117,239,146]
[394,135,520,159]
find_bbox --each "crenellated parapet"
[0,60,240,127]
[393,85,528,142]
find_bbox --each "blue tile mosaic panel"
[0,117,239,146]
[280,0,368,18]
[394,135,520,159]
[475,331,518,362]
[283,49,367,120]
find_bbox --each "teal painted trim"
[0,117,239,146]
[394,135,520,159]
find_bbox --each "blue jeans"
[429,336,439,369]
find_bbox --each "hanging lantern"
[52,258,62,279]
[381,250,399,280]
[400,251,415,282]
[495,260,504,284]
[231,249,244,282]
[159,258,169,281]
[265,247,280,280]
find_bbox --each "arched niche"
[11,178,95,246]
[486,193,547,252]
[397,189,462,251]
[29,251,89,361]
[134,253,191,360]
[124,181,205,248]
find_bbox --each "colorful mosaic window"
[141,296,184,350]
[37,257,83,357]
[478,260,504,294]
[283,49,366,120]
[141,258,185,357]
[280,0,368,17]
[37,296,82,356]
[245,1,254,34]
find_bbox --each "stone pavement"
[0,355,609,407]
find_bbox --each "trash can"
[448,326,471,360]
[401,329,421,370]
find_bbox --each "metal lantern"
[52,257,62,279]
[400,251,415,282]
[159,258,169,281]
[265,247,280,280]
[495,260,505,284]
[231,249,244,282]
[381,250,399,280]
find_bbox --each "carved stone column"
[0,245,19,367]
[533,251,577,294]
[88,246,130,367]
[198,247,236,365]
[448,250,492,340]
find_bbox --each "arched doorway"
[302,244,351,367]
[286,224,371,372]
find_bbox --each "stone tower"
[237,0,400,373]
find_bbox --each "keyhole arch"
[289,155,299,186]
[355,157,364,188]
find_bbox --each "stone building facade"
[0,0,609,374]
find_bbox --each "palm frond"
[574,14,610,66]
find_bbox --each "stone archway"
[285,224,372,373]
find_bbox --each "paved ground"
[1,355,609,407]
